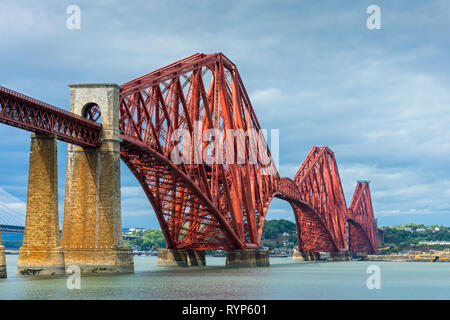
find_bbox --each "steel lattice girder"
[273,147,348,252]
[119,53,277,250]
[0,53,378,253]
[292,147,348,251]
[118,53,377,252]
[0,86,101,147]
[348,182,378,253]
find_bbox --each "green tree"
[123,229,166,250]
[261,219,297,248]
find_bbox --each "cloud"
[0,1,449,228]
[0,188,26,226]
[121,186,146,198]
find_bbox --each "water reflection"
[0,255,449,299]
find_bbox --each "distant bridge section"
[0,201,25,234]
[0,225,24,234]
[348,181,377,254]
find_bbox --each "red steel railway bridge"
[0,53,377,276]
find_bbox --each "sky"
[0,0,449,228]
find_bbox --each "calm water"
[0,255,449,299]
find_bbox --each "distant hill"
[380,223,450,254]
[122,219,300,251]
[261,219,297,248]
[123,229,166,250]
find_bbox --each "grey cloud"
[0,1,449,227]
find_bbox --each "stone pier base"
[292,251,307,261]
[17,248,65,275]
[157,249,188,267]
[330,251,352,261]
[187,250,206,266]
[255,250,270,267]
[292,251,320,261]
[352,252,368,260]
[0,246,6,278]
[157,249,207,267]
[63,248,134,273]
[225,249,271,268]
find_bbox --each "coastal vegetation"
[260,219,297,249]
[379,223,450,254]
[123,229,166,250]
[122,219,298,251]
[119,222,450,254]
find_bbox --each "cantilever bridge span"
[118,53,377,254]
[0,53,377,275]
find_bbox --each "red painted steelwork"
[0,86,101,147]
[118,53,373,252]
[0,53,378,253]
[119,53,277,249]
[348,181,378,253]
[274,177,339,252]
[274,146,348,252]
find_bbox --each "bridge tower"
[60,84,133,273]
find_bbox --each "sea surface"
[0,255,449,300]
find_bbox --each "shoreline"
[6,249,450,262]
[364,254,450,262]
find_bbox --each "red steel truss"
[293,147,348,251]
[118,53,375,252]
[347,181,378,253]
[274,147,348,252]
[119,53,277,249]
[0,86,101,147]
[0,52,377,253]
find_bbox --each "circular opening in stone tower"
[82,103,102,123]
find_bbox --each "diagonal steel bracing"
[0,53,377,253]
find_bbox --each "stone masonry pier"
[157,249,206,267]
[17,134,65,275]
[292,251,321,261]
[0,232,6,278]
[226,249,270,268]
